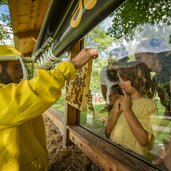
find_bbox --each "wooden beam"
[8,0,51,57]
[68,126,162,171]
[14,31,39,55]
[9,0,51,33]
[14,31,39,40]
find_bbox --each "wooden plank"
[68,126,163,171]
[14,36,35,56]
[9,0,51,33]
[14,31,39,39]
[14,30,39,55]
[8,0,51,56]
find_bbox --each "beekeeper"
[0,45,98,171]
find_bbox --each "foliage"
[108,0,171,40]
[0,24,9,40]
[0,0,8,5]
[0,0,8,4]
[85,26,114,93]
[85,25,114,58]
[0,2,11,41]
[0,12,10,25]
[90,59,106,93]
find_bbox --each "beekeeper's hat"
[136,37,171,54]
[0,45,28,79]
[108,44,128,67]
[109,44,128,59]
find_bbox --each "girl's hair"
[118,61,156,98]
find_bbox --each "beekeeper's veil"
[0,45,28,81]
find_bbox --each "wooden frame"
[65,40,92,111]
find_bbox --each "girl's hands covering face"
[119,89,131,112]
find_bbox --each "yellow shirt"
[110,97,157,157]
[0,62,76,171]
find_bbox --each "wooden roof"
[8,0,51,57]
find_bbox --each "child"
[108,84,123,113]
[105,61,157,157]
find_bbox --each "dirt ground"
[43,114,101,171]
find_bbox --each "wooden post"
[63,40,83,146]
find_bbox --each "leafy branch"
[108,0,171,40]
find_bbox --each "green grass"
[155,99,165,116]
[152,99,171,143]
[80,103,108,130]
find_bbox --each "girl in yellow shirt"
[105,61,157,157]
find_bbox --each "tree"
[0,1,11,41]
[0,0,8,4]
[85,25,114,59]
[108,0,171,40]
[85,25,114,92]
[90,59,106,93]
